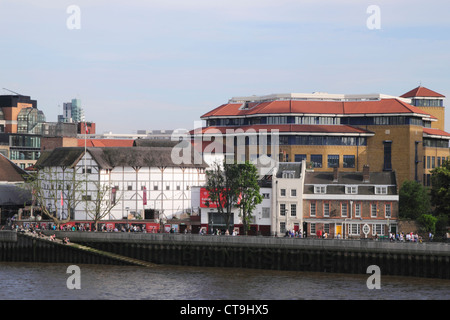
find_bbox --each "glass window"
[290,204,297,217]
[323,203,330,217]
[345,186,358,194]
[354,203,361,217]
[341,202,348,217]
[262,207,270,218]
[311,154,322,168]
[371,204,377,218]
[385,203,391,218]
[375,186,388,194]
[328,155,339,168]
[291,189,297,197]
[383,141,392,171]
[310,202,316,216]
[343,155,355,168]
[280,189,286,196]
[314,185,326,194]
[295,154,306,162]
[280,204,286,216]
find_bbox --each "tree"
[235,162,263,235]
[430,159,450,219]
[417,214,438,234]
[204,160,240,232]
[399,180,431,219]
[84,181,122,231]
[24,167,86,227]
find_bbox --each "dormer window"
[345,185,358,194]
[314,185,326,194]
[375,186,388,194]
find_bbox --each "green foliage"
[235,162,263,235]
[417,214,438,234]
[399,180,431,219]
[205,160,262,234]
[430,159,450,219]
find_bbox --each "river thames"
[0,262,448,300]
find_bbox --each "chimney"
[363,165,370,182]
[333,166,338,182]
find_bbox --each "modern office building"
[0,95,46,168]
[196,86,450,188]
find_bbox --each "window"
[375,186,388,194]
[385,203,391,218]
[371,204,377,218]
[310,223,316,235]
[310,154,322,168]
[282,171,295,179]
[310,202,316,216]
[432,157,435,168]
[295,154,306,162]
[350,224,360,235]
[82,195,92,201]
[280,222,286,234]
[341,202,348,217]
[427,156,431,169]
[328,155,339,168]
[343,155,355,168]
[291,204,297,217]
[314,185,326,194]
[280,204,286,216]
[127,185,133,191]
[262,193,270,199]
[280,189,286,196]
[345,186,358,194]
[373,224,384,236]
[324,224,330,234]
[291,189,297,197]
[166,185,170,190]
[262,207,270,218]
[437,157,441,167]
[323,203,330,217]
[383,141,392,171]
[154,185,158,191]
[354,203,361,217]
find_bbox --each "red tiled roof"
[201,99,433,118]
[423,127,450,138]
[400,86,445,98]
[77,139,135,148]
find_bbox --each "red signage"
[200,188,241,208]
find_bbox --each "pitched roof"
[423,127,450,139]
[0,154,29,183]
[400,86,445,98]
[35,145,208,170]
[201,98,434,118]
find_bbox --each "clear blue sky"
[1,0,450,134]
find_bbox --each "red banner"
[200,188,241,208]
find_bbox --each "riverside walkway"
[1,230,449,279]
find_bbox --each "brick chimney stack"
[363,165,370,182]
[333,166,338,182]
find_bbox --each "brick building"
[303,165,398,239]
[195,86,450,188]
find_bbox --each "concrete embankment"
[41,231,450,279]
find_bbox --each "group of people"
[389,232,429,243]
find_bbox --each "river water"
[0,262,448,301]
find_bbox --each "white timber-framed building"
[34,146,207,222]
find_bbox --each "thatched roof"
[35,145,208,170]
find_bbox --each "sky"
[1,0,450,134]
